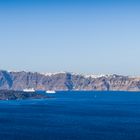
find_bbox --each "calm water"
[0,91,140,140]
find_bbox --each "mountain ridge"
[0,70,140,91]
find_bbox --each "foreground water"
[0,91,140,140]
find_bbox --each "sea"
[0,91,140,140]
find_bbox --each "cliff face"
[0,70,140,91]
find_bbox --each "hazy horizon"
[0,0,140,75]
[1,69,140,77]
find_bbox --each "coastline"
[0,90,48,100]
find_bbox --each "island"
[0,90,48,100]
[0,70,140,91]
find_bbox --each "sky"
[0,0,140,75]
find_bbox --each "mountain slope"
[0,70,140,91]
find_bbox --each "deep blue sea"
[0,91,140,140]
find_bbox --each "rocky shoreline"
[0,90,48,100]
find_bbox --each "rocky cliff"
[0,70,140,91]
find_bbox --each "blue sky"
[0,0,140,75]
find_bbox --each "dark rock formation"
[0,90,48,100]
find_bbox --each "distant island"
[0,90,48,100]
[0,70,140,92]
